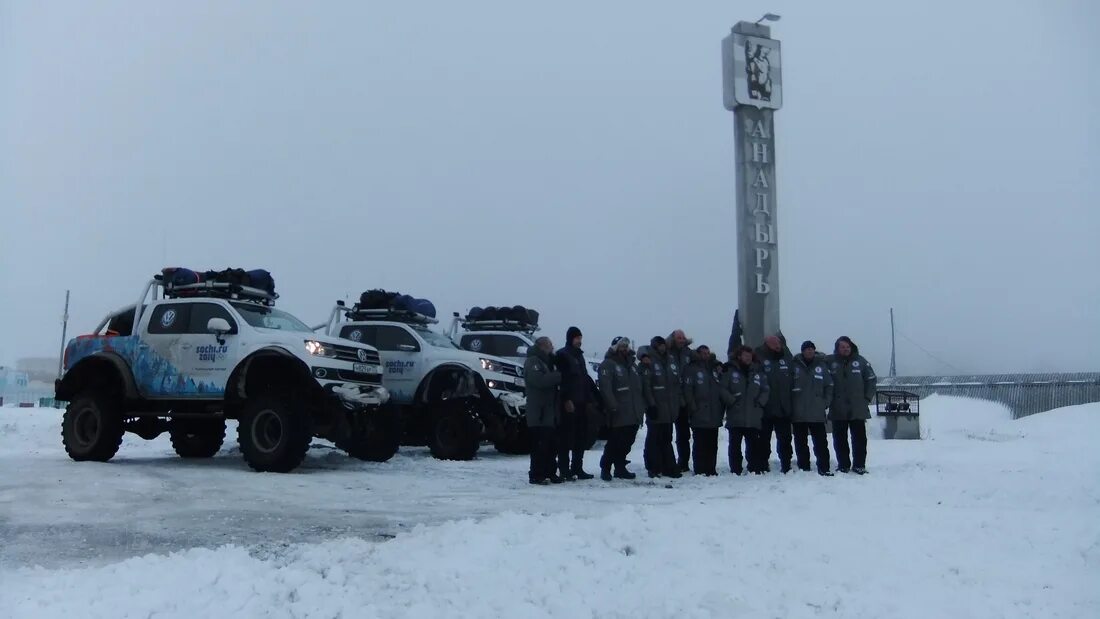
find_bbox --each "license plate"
[353,363,372,374]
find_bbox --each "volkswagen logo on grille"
[357,348,369,363]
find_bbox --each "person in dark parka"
[755,334,794,473]
[791,340,834,476]
[667,329,694,471]
[598,337,644,481]
[683,345,724,476]
[523,336,562,485]
[641,336,682,479]
[554,326,596,480]
[722,346,769,475]
[826,336,878,474]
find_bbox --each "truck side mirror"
[207,317,231,344]
[516,345,528,356]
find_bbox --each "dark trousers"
[792,422,831,473]
[643,422,677,474]
[528,426,558,481]
[691,427,719,475]
[758,417,793,471]
[601,425,638,470]
[832,419,867,470]
[557,408,589,475]
[727,427,760,474]
[674,408,692,467]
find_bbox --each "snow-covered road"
[2,396,1098,618]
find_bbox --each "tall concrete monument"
[722,21,783,348]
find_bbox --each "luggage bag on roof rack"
[464,305,539,327]
[357,289,437,318]
[161,267,276,296]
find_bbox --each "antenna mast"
[57,290,70,379]
[889,307,897,378]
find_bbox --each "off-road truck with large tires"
[319,291,528,461]
[55,268,392,473]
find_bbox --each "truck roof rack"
[343,305,439,325]
[157,274,278,306]
[460,318,539,333]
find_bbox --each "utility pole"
[57,290,70,379]
[889,307,897,378]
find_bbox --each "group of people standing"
[522,326,878,485]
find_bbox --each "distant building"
[17,357,60,383]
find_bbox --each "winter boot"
[549,474,565,484]
[529,478,550,486]
[614,466,637,480]
[818,470,834,477]
[853,467,868,475]
[573,469,594,481]
[600,466,613,482]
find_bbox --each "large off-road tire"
[61,392,125,462]
[492,417,531,455]
[237,394,312,473]
[428,403,481,461]
[169,418,226,458]
[336,408,401,463]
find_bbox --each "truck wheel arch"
[415,363,488,405]
[226,348,317,404]
[56,353,139,402]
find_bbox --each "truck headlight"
[305,340,336,357]
[479,358,502,372]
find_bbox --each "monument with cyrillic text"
[722,20,783,348]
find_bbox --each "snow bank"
[5,491,1096,619]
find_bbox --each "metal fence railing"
[878,373,1100,419]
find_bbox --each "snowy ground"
[1,396,1098,618]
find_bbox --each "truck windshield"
[416,327,461,349]
[232,303,312,332]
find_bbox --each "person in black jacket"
[553,326,596,480]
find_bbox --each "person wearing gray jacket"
[523,337,562,485]
[667,329,694,472]
[723,346,770,475]
[683,345,723,476]
[826,336,878,474]
[642,336,682,479]
[790,341,834,476]
[598,337,643,481]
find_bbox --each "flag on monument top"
[776,330,794,360]
[728,309,744,357]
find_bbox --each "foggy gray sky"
[2,1,1097,376]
